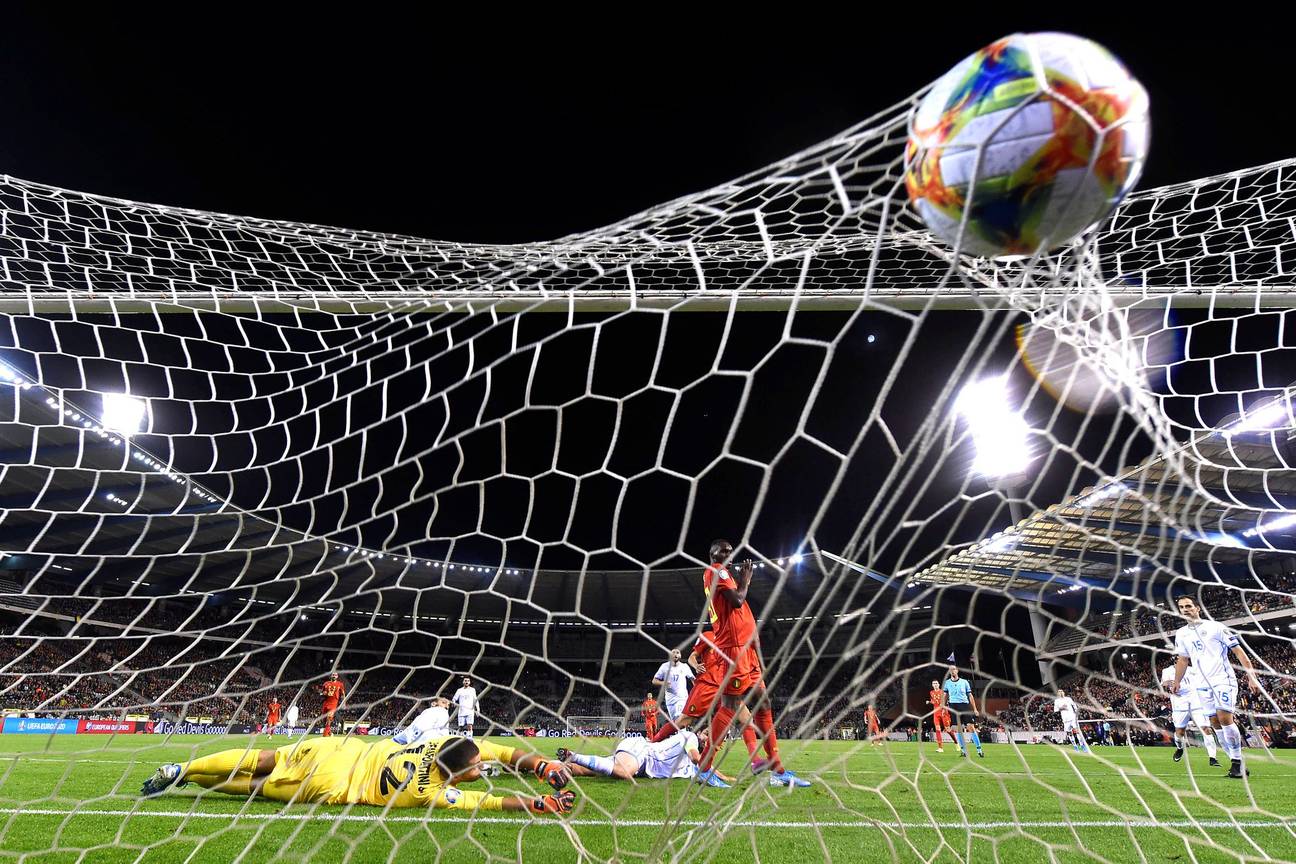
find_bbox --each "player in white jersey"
[283,702,300,730]
[557,730,734,787]
[1160,663,1220,767]
[453,677,479,738]
[1169,597,1262,779]
[392,697,452,746]
[652,650,695,722]
[1051,689,1089,752]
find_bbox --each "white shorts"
[1060,713,1079,733]
[614,736,650,774]
[614,736,692,779]
[1195,681,1237,715]
[457,713,475,726]
[1172,703,1214,731]
[664,695,685,721]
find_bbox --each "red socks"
[935,729,943,746]
[650,721,680,743]
[753,706,783,773]
[703,705,736,770]
[741,725,759,755]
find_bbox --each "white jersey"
[614,731,700,779]
[453,687,478,716]
[1174,620,1239,687]
[392,704,451,746]
[1052,696,1078,719]
[653,661,694,702]
[1161,664,1206,712]
[284,704,299,728]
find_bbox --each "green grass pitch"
[0,734,1292,863]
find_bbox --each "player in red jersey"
[698,539,809,787]
[642,693,659,737]
[864,705,882,745]
[320,673,345,736]
[265,697,282,734]
[927,679,950,753]
[649,630,759,760]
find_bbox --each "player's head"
[329,672,338,681]
[1175,595,1202,621]
[948,666,959,679]
[462,676,472,687]
[646,692,653,700]
[709,539,733,564]
[671,649,682,663]
[1057,688,1066,698]
[930,680,940,690]
[434,737,482,782]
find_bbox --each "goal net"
[0,71,1293,863]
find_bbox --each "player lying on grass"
[141,735,575,815]
[393,697,453,745]
[556,730,735,787]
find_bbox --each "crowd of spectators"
[995,639,1296,746]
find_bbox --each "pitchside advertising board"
[1,717,402,736]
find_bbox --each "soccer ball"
[904,32,1150,259]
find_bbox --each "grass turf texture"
[0,735,1292,863]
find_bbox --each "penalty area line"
[0,809,1291,831]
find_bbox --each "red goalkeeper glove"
[533,759,571,790]
[530,790,575,815]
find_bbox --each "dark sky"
[1,10,1286,243]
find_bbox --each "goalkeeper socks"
[650,721,679,743]
[741,725,760,756]
[1203,732,1218,759]
[753,706,783,773]
[182,749,259,781]
[955,732,966,753]
[570,753,616,776]
[971,732,982,752]
[704,705,736,770]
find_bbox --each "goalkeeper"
[141,735,575,815]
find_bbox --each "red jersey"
[267,700,282,722]
[929,689,945,710]
[703,565,757,652]
[642,698,657,719]
[865,708,880,728]
[321,681,345,704]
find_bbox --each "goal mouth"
[0,80,1293,863]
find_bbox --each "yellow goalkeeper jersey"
[261,736,517,810]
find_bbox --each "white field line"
[0,809,1291,830]
[5,757,1294,780]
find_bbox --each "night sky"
[1,10,1290,580]
[2,11,1286,242]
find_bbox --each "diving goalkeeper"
[141,735,575,815]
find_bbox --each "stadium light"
[790,554,803,565]
[1226,398,1291,436]
[101,394,147,436]
[956,376,1031,479]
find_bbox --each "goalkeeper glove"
[533,759,571,790]
[530,790,575,815]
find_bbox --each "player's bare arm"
[1232,645,1262,692]
[1170,654,1190,693]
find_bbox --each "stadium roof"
[904,393,1296,601]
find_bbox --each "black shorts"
[947,706,974,727]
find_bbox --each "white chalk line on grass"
[0,809,1291,831]
[4,758,1293,780]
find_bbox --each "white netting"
[0,74,1294,863]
